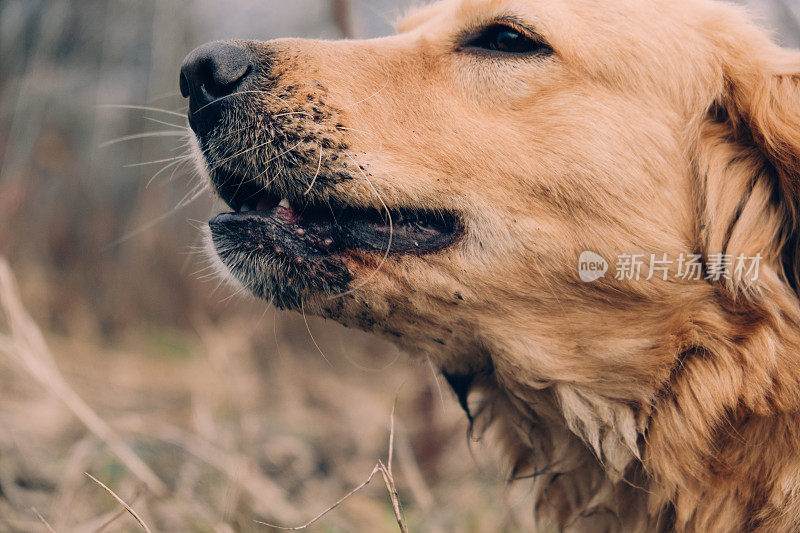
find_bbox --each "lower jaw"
[209,229,353,310]
[206,188,463,308]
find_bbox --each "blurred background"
[0,1,797,531]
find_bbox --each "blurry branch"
[0,258,168,497]
[332,0,353,38]
[257,404,409,532]
[85,473,152,533]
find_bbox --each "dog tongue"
[270,198,303,225]
[255,196,299,219]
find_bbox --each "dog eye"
[467,24,551,55]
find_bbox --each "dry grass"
[0,259,167,498]
[84,473,152,533]
[257,403,408,532]
[0,257,535,532]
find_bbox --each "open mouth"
[208,173,462,264]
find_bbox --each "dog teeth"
[278,198,291,208]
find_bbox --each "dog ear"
[647,36,800,517]
[699,43,800,297]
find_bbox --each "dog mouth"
[208,170,462,266]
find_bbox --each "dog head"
[183,0,800,405]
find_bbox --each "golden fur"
[194,0,800,530]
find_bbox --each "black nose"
[179,41,251,135]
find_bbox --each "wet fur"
[196,1,800,531]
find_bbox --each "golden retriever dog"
[179,0,800,530]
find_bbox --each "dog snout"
[180,41,252,135]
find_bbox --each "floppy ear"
[700,44,800,296]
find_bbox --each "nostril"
[179,41,252,133]
[181,46,250,95]
[206,64,251,99]
[207,59,251,97]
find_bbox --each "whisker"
[344,79,389,109]
[272,111,314,119]
[243,140,305,191]
[219,283,251,304]
[206,138,275,174]
[98,104,185,118]
[171,136,201,153]
[341,58,390,110]
[125,155,190,168]
[104,182,208,249]
[230,141,308,201]
[146,90,181,103]
[167,157,194,185]
[186,124,255,154]
[147,157,193,188]
[99,131,187,148]
[304,144,324,195]
[329,153,393,299]
[338,331,402,372]
[146,158,187,188]
[192,90,295,115]
[144,117,187,129]
[426,356,447,409]
[302,302,335,367]
[191,262,220,276]
[178,181,211,209]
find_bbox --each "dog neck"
[446,365,658,531]
[445,300,800,532]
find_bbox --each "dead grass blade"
[85,473,152,533]
[255,465,382,531]
[94,486,145,533]
[256,405,409,532]
[380,401,409,533]
[31,507,57,533]
[0,258,168,496]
